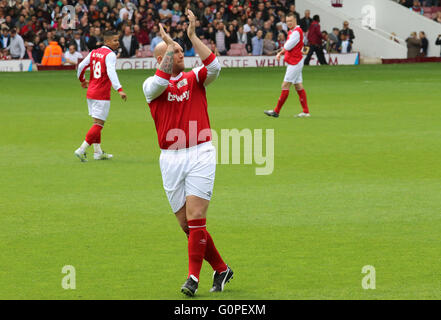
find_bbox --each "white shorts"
[87,99,110,121]
[283,60,304,84]
[159,142,216,213]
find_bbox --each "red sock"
[187,219,208,280]
[274,89,289,114]
[184,228,227,273]
[204,231,227,274]
[297,89,309,114]
[85,124,103,145]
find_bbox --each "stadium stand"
[0,0,354,65]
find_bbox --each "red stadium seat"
[227,48,242,56]
[423,7,432,13]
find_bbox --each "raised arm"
[143,24,175,103]
[186,9,221,86]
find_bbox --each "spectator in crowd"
[0,48,11,60]
[33,42,46,64]
[304,15,328,65]
[390,32,400,44]
[119,25,139,58]
[253,11,264,30]
[419,31,428,56]
[1,27,10,49]
[339,21,355,44]
[263,31,277,55]
[300,10,312,33]
[328,27,339,44]
[72,31,88,52]
[134,24,149,47]
[277,32,286,49]
[226,24,237,47]
[433,11,441,23]
[215,21,229,55]
[150,26,163,52]
[398,0,413,7]
[289,4,301,22]
[8,28,26,59]
[406,31,422,58]
[321,31,332,53]
[243,18,253,33]
[41,37,62,66]
[337,33,352,53]
[87,27,103,50]
[410,0,424,14]
[237,26,247,45]
[159,1,172,23]
[64,43,83,65]
[251,29,264,56]
[24,41,35,62]
[171,2,183,25]
[0,0,367,62]
[435,34,441,56]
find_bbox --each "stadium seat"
[227,48,242,56]
[424,13,433,18]
[423,7,432,13]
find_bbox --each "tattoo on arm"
[159,48,174,74]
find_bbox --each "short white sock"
[79,141,90,153]
[93,143,103,154]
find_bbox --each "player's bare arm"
[158,23,176,74]
[186,9,212,60]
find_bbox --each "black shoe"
[210,266,234,292]
[181,276,198,297]
[264,110,279,118]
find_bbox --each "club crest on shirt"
[177,78,188,89]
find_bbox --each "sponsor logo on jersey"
[177,78,188,89]
[168,90,190,102]
[92,52,105,59]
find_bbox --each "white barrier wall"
[115,53,359,70]
[297,0,409,58]
[0,60,33,72]
[332,0,441,57]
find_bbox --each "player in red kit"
[264,13,310,118]
[142,10,233,296]
[74,30,127,162]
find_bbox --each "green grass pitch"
[1,63,440,299]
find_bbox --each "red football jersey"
[87,47,112,100]
[148,68,212,150]
[284,26,304,66]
